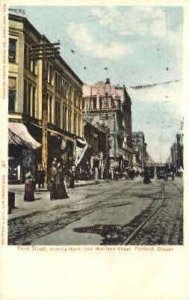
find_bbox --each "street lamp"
[29,38,60,185]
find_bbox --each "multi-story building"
[8,13,83,181]
[75,120,109,179]
[132,131,148,170]
[83,78,133,171]
[171,133,184,172]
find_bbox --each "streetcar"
[156,165,166,180]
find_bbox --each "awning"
[75,144,90,167]
[9,122,41,150]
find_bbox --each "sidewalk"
[8,179,108,220]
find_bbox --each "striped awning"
[9,122,41,150]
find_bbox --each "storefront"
[8,122,41,183]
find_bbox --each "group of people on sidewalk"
[24,164,45,202]
[24,158,77,202]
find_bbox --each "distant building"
[83,78,133,171]
[171,133,183,171]
[132,131,148,169]
[8,14,83,181]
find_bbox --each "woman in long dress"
[24,169,34,201]
[49,162,58,200]
[56,163,68,199]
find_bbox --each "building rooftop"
[9,13,83,86]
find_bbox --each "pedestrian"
[115,168,119,180]
[69,163,76,188]
[24,168,34,201]
[56,162,69,199]
[49,161,58,200]
[143,167,151,184]
[37,165,45,189]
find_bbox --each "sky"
[11,5,183,162]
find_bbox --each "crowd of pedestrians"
[23,158,78,202]
[23,156,154,202]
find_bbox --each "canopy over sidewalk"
[8,122,41,150]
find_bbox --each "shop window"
[9,39,17,63]
[8,77,16,112]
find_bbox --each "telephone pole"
[29,38,60,185]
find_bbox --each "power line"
[130,79,181,90]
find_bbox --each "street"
[8,177,183,246]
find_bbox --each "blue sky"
[11,5,183,162]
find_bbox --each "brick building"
[8,13,83,181]
[83,78,133,172]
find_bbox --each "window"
[84,98,90,110]
[24,44,29,70]
[101,97,109,108]
[55,73,61,93]
[32,86,36,117]
[78,115,81,136]
[9,77,16,112]
[68,109,71,132]
[28,83,32,116]
[30,60,36,74]
[55,101,61,128]
[48,64,53,85]
[25,44,36,73]
[62,106,67,130]
[48,95,52,123]
[9,39,17,63]
[23,80,27,114]
[93,98,97,109]
[74,113,77,134]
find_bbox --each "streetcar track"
[169,180,183,195]
[8,180,166,245]
[120,180,183,245]
[8,180,142,244]
[122,183,165,245]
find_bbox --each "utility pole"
[29,38,60,186]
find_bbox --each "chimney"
[105,78,110,84]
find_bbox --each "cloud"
[66,23,131,60]
[128,80,183,107]
[91,6,180,41]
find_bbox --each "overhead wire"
[19,8,180,89]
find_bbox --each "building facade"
[83,78,133,172]
[8,14,83,181]
[75,120,109,179]
[171,133,184,172]
[132,131,148,170]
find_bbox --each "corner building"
[83,79,133,172]
[8,14,83,182]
